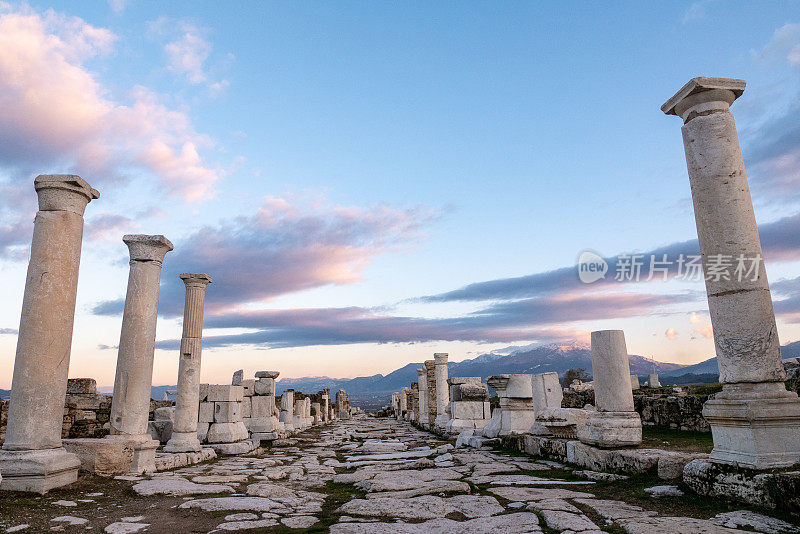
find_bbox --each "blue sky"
[1,1,800,388]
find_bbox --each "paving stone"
[179,496,284,512]
[711,511,800,533]
[337,494,504,520]
[644,485,684,497]
[50,516,89,526]
[540,509,599,532]
[132,478,234,496]
[103,523,149,534]
[617,516,750,533]
[329,512,542,533]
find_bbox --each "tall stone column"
[663,77,800,468]
[399,386,408,419]
[417,368,428,425]
[578,330,641,448]
[425,360,437,425]
[410,382,418,422]
[322,389,330,423]
[106,234,173,473]
[433,353,450,428]
[165,273,212,452]
[0,175,98,493]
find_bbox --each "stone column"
[409,382,418,422]
[165,273,212,452]
[106,234,173,473]
[663,77,800,468]
[399,387,408,419]
[486,374,537,436]
[280,390,295,431]
[578,330,641,448]
[417,368,428,425]
[322,390,330,423]
[0,175,98,493]
[424,360,437,424]
[433,353,450,428]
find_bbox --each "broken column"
[486,374,537,436]
[105,234,173,473]
[529,372,564,435]
[433,353,450,428]
[399,387,409,419]
[663,76,800,468]
[424,360,437,425]
[578,330,641,448]
[165,273,212,453]
[322,389,330,423]
[279,389,295,432]
[409,382,418,422]
[0,175,98,493]
[648,374,661,388]
[416,368,428,425]
[337,389,350,420]
[312,402,321,424]
[204,384,252,454]
[249,371,282,444]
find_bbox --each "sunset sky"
[2,1,800,389]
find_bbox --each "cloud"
[0,327,18,335]
[108,0,127,14]
[0,5,219,205]
[665,328,678,341]
[753,23,800,66]
[92,197,439,317]
[689,311,705,324]
[149,18,228,93]
[692,325,713,339]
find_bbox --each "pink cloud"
[0,5,219,201]
[692,325,714,339]
[665,327,678,341]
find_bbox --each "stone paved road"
[1,415,798,533]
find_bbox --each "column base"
[0,447,80,494]
[578,411,642,448]
[105,434,159,474]
[434,414,450,428]
[703,382,800,469]
[164,432,202,453]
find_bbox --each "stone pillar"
[409,382,418,422]
[0,175,98,493]
[399,387,408,419]
[106,234,173,473]
[416,368,428,425]
[424,360,437,425]
[433,353,450,428]
[648,374,661,388]
[165,273,212,452]
[663,77,800,468]
[322,390,330,423]
[280,390,295,431]
[578,330,641,448]
[630,375,640,390]
[312,402,321,424]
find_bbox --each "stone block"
[253,378,275,396]
[241,379,256,397]
[232,369,243,386]
[451,401,490,420]
[198,402,214,423]
[153,406,174,421]
[210,440,256,456]
[207,385,244,403]
[504,374,534,398]
[214,401,242,423]
[206,422,248,443]
[66,378,97,395]
[197,422,210,443]
[250,396,275,418]
[199,383,210,402]
[0,448,81,494]
[242,397,252,418]
[255,371,280,379]
[62,438,133,476]
[657,451,707,480]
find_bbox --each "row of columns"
[0,175,214,492]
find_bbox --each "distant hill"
[0,389,9,400]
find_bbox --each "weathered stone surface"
[179,496,284,512]
[540,509,598,532]
[337,494,504,520]
[132,478,234,496]
[62,438,133,476]
[644,485,684,497]
[711,510,800,533]
[618,516,746,533]
[330,512,542,533]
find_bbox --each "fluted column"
[165,273,212,452]
[0,175,98,493]
[106,234,173,473]
[434,353,450,427]
[663,77,800,468]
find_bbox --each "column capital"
[34,174,99,215]
[180,272,213,287]
[123,234,174,264]
[662,77,745,121]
